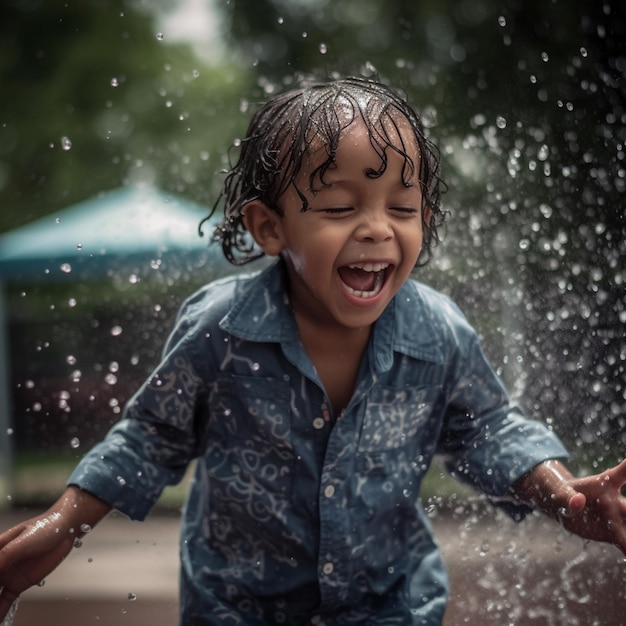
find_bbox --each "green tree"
[0,0,248,233]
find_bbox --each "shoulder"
[178,271,259,322]
[165,268,265,349]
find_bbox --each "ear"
[242,200,285,257]
[422,204,433,227]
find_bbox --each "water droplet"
[251,362,260,372]
[61,136,72,151]
[111,325,123,337]
[66,355,77,365]
[60,263,72,274]
[80,523,92,534]
[496,116,507,129]
[127,592,137,601]
[319,43,328,54]
[70,437,80,449]
[117,476,126,486]
[128,273,139,284]
[111,77,119,87]
[73,538,83,548]
[498,15,506,27]
[109,361,120,372]
[277,17,284,25]
[76,243,83,250]
[68,297,77,308]
[580,46,588,58]
[105,373,118,385]
[156,32,164,41]
[541,51,549,62]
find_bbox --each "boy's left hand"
[559,458,626,554]
[514,458,626,555]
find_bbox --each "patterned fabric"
[69,259,568,625]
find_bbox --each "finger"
[564,491,586,517]
[0,524,24,551]
[608,458,626,485]
[0,526,24,571]
[0,589,19,622]
[610,520,626,556]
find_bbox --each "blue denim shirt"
[69,259,568,625]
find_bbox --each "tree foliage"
[0,0,247,232]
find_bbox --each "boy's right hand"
[0,486,111,621]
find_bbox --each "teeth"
[348,262,389,272]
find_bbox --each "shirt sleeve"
[68,299,209,521]
[437,329,569,520]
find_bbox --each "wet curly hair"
[200,76,446,266]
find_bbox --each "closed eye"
[390,206,419,215]
[322,207,354,215]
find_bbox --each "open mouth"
[337,262,391,299]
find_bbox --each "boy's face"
[274,116,427,331]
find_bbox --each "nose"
[354,208,394,242]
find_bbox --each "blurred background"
[0,0,624,623]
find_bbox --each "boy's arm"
[0,486,111,620]
[512,458,626,554]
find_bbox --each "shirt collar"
[219,259,296,343]
[220,260,443,369]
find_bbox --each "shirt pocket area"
[208,374,295,500]
[358,385,440,453]
[352,385,441,517]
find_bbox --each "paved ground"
[2,503,624,625]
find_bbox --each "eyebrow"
[314,176,416,191]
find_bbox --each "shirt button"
[313,417,325,429]
[324,485,335,498]
[322,561,334,575]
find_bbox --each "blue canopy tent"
[0,185,232,505]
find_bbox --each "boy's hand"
[0,486,111,621]
[513,459,626,555]
[0,511,77,619]
[559,458,626,554]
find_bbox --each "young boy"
[0,77,624,626]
